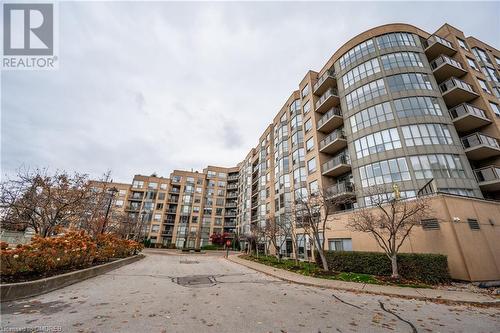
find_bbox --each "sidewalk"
[228,254,500,306]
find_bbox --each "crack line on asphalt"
[378,300,418,333]
[331,293,362,310]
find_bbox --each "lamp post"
[101,187,119,234]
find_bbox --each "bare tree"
[294,185,355,271]
[0,168,92,237]
[349,186,431,279]
[263,214,295,262]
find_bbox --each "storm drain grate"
[173,275,217,287]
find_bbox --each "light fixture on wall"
[453,217,461,223]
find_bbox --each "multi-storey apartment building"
[92,23,499,281]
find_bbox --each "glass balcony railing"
[313,70,335,92]
[317,107,342,129]
[474,166,500,183]
[425,35,454,49]
[430,54,464,71]
[449,103,488,120]
[461,133,500,149]
[322,153,351,173]
[326,181,355,196]
[319,129,346,150]
[439,77,475,94]
[315,88,339,109]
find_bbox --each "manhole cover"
[173,275,217,287]
[179,260,199,264]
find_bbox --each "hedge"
[318,251,450,284]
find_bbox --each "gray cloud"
[2,1,499,183]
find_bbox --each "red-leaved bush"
[0,231,142,277]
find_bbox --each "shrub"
[201,244,220,251]
[319,251,450,284]
[0,231,142,278]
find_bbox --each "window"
[359,157,410,188]
[362,190,416,207]
[291,131,304,147]
[290,114,302,132]
[293,167,307,184]
[290,99,301,113]
[466,57,479,71]
[303,100,311,114]
[467,218,480,230]
[440,188,475,197]
[291,148,305,166]
[339,39,376,70]
[376,32,416,49]
[153,214,162,222]
[401,123,453,147]
[482,66,499,83]
[172,175,182,183]
[309,180,318,194]
[354,128,401,158]
[410,154,466,180]
[489,102,500,117]
[119,189,127,196]
[381,52,423,70]
[147,182,157,189]
[386,73,433,92]
[349,101,393,133]
[132,180,144,188]
[342,57,380,89]
[457,38,468,50]
[307,158,317,174]
[495,56,500,66]
[328,238,352,251]
[306,137,314,152]
[394,96,442,118]
[421,219,440,230]
[115,200,124,207]
[158,192,165,200]
[345,78,386,110]
[151,224,160,232]
[472,47,492,65]
[301,84,309,98]
[477,78,491,93]
[304,118,312,132]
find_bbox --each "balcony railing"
[321,153,351,173]
[313,70,336,95]
[461,133,500,150]
[326,181,355,197]
[227,175,239,181]
[430,54,464,71]
[317,107,342,129]
[439,77,475,94]
[227,184,238,189]
[315,88,339,110]
[474,166,500,183]
[449,103,488,120]
[319,129,346,151]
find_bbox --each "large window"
[354,128,401,158]
[387,73,433,92]
[339,39,376,70]
[345,78,386,110]
[477,78,491,94]
[307,157,317,174]
[290,114,303,132]
[359,157,410,187]
[394,96,443,118]
[349,102,394,133]
[293,167,307,184]
[410,154,466,180]
[472,47,493,65]
[466,57,479,71]
[381,52,423,70]
[376,32,416,49]
[457,38,469,50]
[401,123,453,147]
[291,148,305,166]
[328,238,352,251]
[342,58,381,89]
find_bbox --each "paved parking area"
[1,250,498,332]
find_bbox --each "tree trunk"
[318,248,328,271]
[390,255,399,279]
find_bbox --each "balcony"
[449,103,491,132]
[125,206,140,212]
[474,166,500,191]
[315,88,340,114]
[461,133,500,160]
[225,212,237,217]
[227,175,239,181]
[227,193,238,198]
[227,184,238,189]
[317,107,343,133]
[439,78,478,107]
[313,70,336,96]
[225,202,237,208]
[326,181,356,200]
[166,209,178,214]
[319,129,347,154]
[424,35,456,60]
[430,55,467,82]
[321,153,351,177]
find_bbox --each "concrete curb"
[0,254,145,302]
[228,255,500,307]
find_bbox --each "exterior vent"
[467,218,480,230]
[421,218,440,230]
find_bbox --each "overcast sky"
[2,1,499,183]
